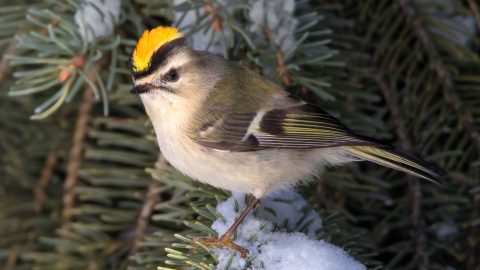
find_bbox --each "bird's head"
[129,26,228,121]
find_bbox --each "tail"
[341,145,445,183]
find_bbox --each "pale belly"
[154,127,346,197]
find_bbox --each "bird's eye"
[166,69,179,82]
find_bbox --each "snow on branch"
[248,0,298,54]
[212,191,366,270]
[74,0,121,43]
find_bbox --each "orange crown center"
[132,26,184,72]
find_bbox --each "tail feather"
[341,145,445,183]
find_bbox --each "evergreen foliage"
[0,0,479,269]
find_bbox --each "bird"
[129,26,445,257]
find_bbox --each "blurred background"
[0,0,479,269]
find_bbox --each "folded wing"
[194,97,444,183]
[195,101,370,151]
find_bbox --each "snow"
[173,0,298,55]
[211,191,366,270]
[252,233,365,270]
[173,0,233,55]
[248,0,298,54]
[433,222,458,240]
[74,0,121,43]
[414,0,476,46]
[255,189,323,238]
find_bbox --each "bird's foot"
[193,234,248,258]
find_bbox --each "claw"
[194,234,248,258]
[192,197,260,259]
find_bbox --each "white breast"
[153,118,268,195]
[141,94,264,194]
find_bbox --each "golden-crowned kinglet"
[129,26,444,257]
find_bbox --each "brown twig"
[375,76,410,149]
[466,197,479,270]
[87,261,98,270]
[263,27,293,86]
[58,55,86,83]
[376,75,429,269]
[34,147,59,213]
[62,88,94,228]
[0,39,18,83]
[467,0,480,30]
[4,246,18,270]
[204,2,222,31]
[39,19,59,35]
[275,51,292,86]
[409,178,428,270]
[130,155,166,254]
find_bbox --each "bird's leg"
[194,196,261,258]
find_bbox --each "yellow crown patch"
[132,26,184,73]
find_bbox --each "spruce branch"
[376,75,429,269]
[0,39,17,83]
[245,3,339,100]
[397,0,480,153]
[28,112,158,268]
[408,180,428,270]
[34,144,59,213]
[7,1,119,119]
[375,76,410,150]
[335,1,479,268]
[131,155,166,254]
[4,245,18,270]
[263,27,293,86]
[467,0,480,30]
[0,5,28,46]
[204,1,223,32]
[466,197,479,270]
[62,88,94,228]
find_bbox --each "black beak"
[130,85,150,95]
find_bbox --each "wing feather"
[195,102,372,151]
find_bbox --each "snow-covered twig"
[212,191,366,270]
